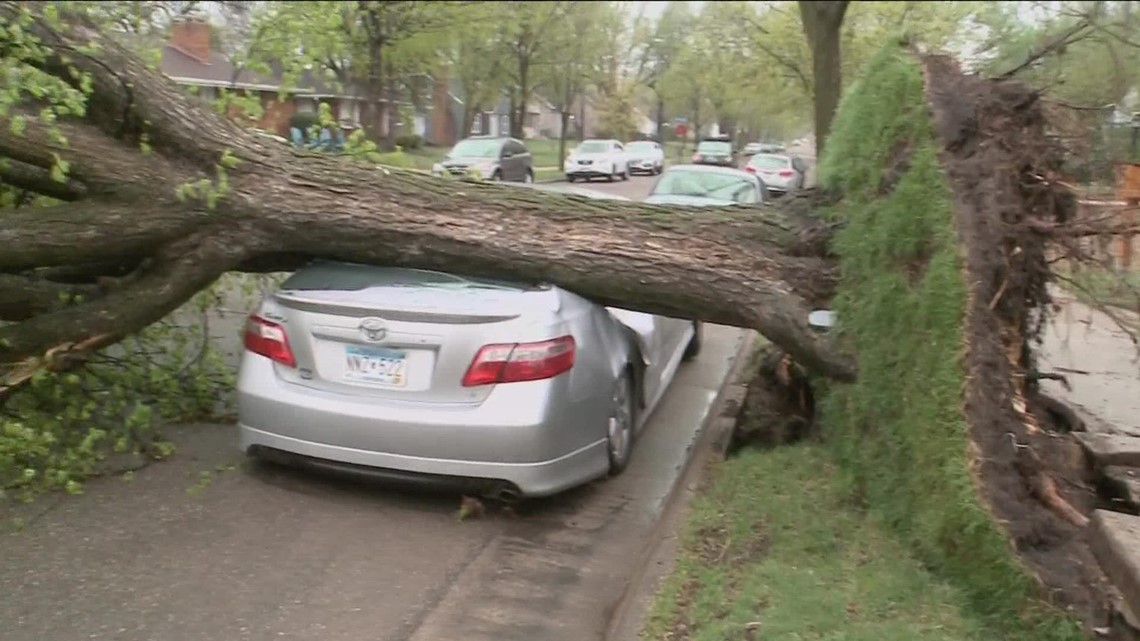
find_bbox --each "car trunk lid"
[262,263,555,405]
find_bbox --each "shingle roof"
[160,45,361,98]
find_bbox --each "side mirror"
[808,310,837,331]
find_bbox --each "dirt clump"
[729,344,817,453]
[923,53,1112,628]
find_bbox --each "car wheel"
[656,163,663,175]
[524,170,534,183]
[567,175,576,183]
[490,170,501,182]
[621,168,629,181]
[607,371,636,475]
[682,321,703,362]
[608,169,616,183]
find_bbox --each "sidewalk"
[1038,290,1140,436]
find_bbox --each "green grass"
[811,44,1082,639]
[643,446,991,641]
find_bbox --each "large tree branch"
[0,229,257,390]
[0,274,98,322]
[0,114,192,196]
[1,2,280,173]
[0,200,218,271]
[0,0,857,391]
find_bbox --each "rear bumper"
[241,426,607,498]
[236,356,610,497]
[630,161,659,173]
[566,169,613,179]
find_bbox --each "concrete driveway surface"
[1,319,747,641]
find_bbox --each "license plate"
[344,345,407,386]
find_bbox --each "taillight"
[462,336,576,387]
[243,315,297,368]
[692,153,700,161]
[745,165,756,173]
[778,169,794,177]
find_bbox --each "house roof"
[160,45,361,99]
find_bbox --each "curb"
[604,330,760,641]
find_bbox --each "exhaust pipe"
[483,483,522,504]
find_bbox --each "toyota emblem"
[359,317,388,342]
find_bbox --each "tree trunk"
[0,5,854,394]
[656,97,666,140]
[360,3,386,144]
[798,1,850,159]
[558,111,570,170]
[515,58,530,139]
[384,64,400,150]
[577,98,586,141]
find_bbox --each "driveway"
[1,323,748,641]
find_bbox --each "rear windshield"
[448,138,501,158]
[576,141,610,153]
[627,141,655,151]
[697,141,731,154]
[749,154,790,169]
[283,262,541,292]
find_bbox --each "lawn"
[641,445,991,641]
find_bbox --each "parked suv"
[565,139,631,182]
[433,136,534,182]
[692,136,736,167]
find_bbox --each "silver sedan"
[237,197,700,500]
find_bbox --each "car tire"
[655,163,663,175]
[567,175,576,183]
[608,169,616,183]
[606,371,637,476]
[490,170,501,182]
[682,321,703,362]
[621,168,629,181]
[524,169,534,183]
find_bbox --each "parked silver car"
[432,136,534,182]
[744,153,806,195]
[237,261,701,499]
[645,164,769,207]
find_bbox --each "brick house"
[160,16,378,137]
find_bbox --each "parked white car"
[565,139,630,183]
[624,140,665,175]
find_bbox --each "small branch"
[0,274,99,322]
[0,156,88,200]
[997,20,1092,79]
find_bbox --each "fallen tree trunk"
[0,2,852,390]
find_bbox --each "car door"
[612,142,625,172]
[513,139,528,180]
[498,141,515,180]
[608,310,688,416]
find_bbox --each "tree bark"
[558,110,570,170]
[798,1,850,159]
[0,3,855,393]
